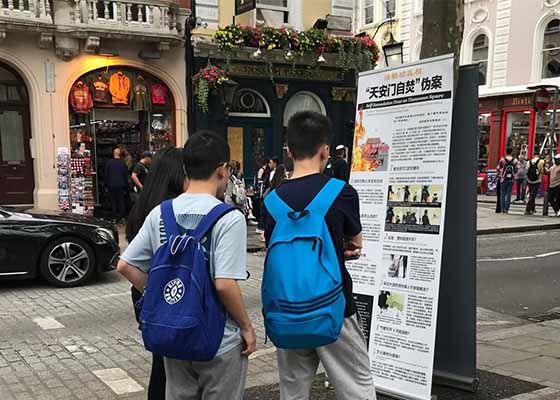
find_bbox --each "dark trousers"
[516,179,527,201]
[109,188,127,219]
[549,186,560,213]
[526,182,540,213]
[132,287,166,399]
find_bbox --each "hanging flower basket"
[193,65,228,113]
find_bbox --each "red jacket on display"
[151,83,168,105]
[70,81,93,114]
[91,75,111,103]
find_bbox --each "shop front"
[63,66,176,216]
[478,93,559,193]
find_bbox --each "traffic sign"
[534,88,551,111]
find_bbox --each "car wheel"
[40,237,95,288]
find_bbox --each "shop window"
[505,112,530,160]
[534,111,559,157]
[257,0,289,26]
[478,113,491,171]
[229,89,270,117]
[384,0,396,19]
[0,111,25,162]
[283,91,326,127]
[363,0,374,25]
[472,34,489,86]
[542,19,560,78]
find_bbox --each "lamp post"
[382,32,404,67]
[221,79,240,116]
[528,84,559,216]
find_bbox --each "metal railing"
[0,0,53,23]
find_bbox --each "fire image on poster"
[347,55,454,400]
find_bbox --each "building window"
[257,0,289,27]
[384,0,396,19]
[472,34,489,85]
[542,19,560,78]
[364,0,374,25]
[229,89,271,117]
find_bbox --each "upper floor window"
[543,19,560,78]
[472,34,489,85]
[384,0,396,19]
[363,0,374,25]
[257,0,289,26]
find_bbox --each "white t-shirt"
[121,193,247,356]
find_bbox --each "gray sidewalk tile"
[499,357,560,383]
[477,343,537,368]
[491,336,551,350]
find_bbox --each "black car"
[0,207,120,287]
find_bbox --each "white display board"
[348,54,454,400]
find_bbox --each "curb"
[477,222,560,235]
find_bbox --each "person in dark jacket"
[104,147,129,223]
[324,145,350,181]
[125,147,187,400]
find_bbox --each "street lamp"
[220,79,240,114]
[382,32,404,67]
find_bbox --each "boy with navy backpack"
[262,111,376,400]
[117,131,256,400]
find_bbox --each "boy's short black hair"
[506,147,513,155]
[287,111,332,160]
[183,130,230,180]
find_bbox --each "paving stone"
[499,357,560,383]
[477,343,537,367]
[491,336,551,350]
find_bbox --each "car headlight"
[95,228,115,244]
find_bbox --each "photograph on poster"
[387,184,443,206]
[385,207,441,234]
[377,290,405,317]
[384,253,409,279]
[351,108,390,173]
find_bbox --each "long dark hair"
[270,165,286,190]
[126,147,186,242]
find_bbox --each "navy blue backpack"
[138,199,236,361]
[263,178,346,349]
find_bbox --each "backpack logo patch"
[164,278,185,305]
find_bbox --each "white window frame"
[413,0,423,16]
[283,91,326,127]
[256,0,295,28]
[461,27,493,88]
[228,89,271,119]
[531,13,560,83]
[362,0,375,27]
[383,0,396,20]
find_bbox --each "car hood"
[10,208,116,230]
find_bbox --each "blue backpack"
[138,199,236,361]
[263,178,346,349]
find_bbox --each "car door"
[0,209,37,276]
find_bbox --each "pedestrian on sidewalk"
[118,131,256,400]
[104,147,129,223]
[525,151,545,215]
[546,154,560,216]
[262,111,376,400]
[125,147,187,400]
[515,155,527,202]
[131,151,153,195]
[496,147,517,213]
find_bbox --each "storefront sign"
[235,0,256,15]
[220,63,344,82]
[534,88,551,111]
[349,54,454,400]
[504,95,532,107]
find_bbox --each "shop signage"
[534,88,551,111]
[220,62,345,82]
[349,54,454,400]
[235,0,256,15]
[504,95,532,107]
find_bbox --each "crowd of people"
[496,147,560,216]
[115,111,373,400]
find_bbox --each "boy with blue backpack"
[262,111,376,399]
[117,131,256,400]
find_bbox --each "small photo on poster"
[387,184,443,207]
[353,293,374,349]
[385,206,441,234]
[383,253,409,279]
[377,290,406,324]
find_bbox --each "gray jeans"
[164,345,248,400]
[277,314,376,400]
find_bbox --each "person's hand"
[344,239,362,261]
[241,326,256,356]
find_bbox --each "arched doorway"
[0,62,34,205]
[226,88,272,181]
[66,66,176,216]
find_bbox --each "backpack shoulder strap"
[192,203,237,242]
[307,178,346,217]
[161,199,180,240]
[264,190,293,222]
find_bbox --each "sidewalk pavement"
[477,201,560,234]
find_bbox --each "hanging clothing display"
[132,76,151,112]
[70,81,93,114]
[151,83,168,105]
[109,72,131,105]
[91,75,111,103]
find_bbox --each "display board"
[348,54,454,400]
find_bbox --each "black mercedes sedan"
[0,206,120,287]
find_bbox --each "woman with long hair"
[258,164,286,241]
[125,147,187,400]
